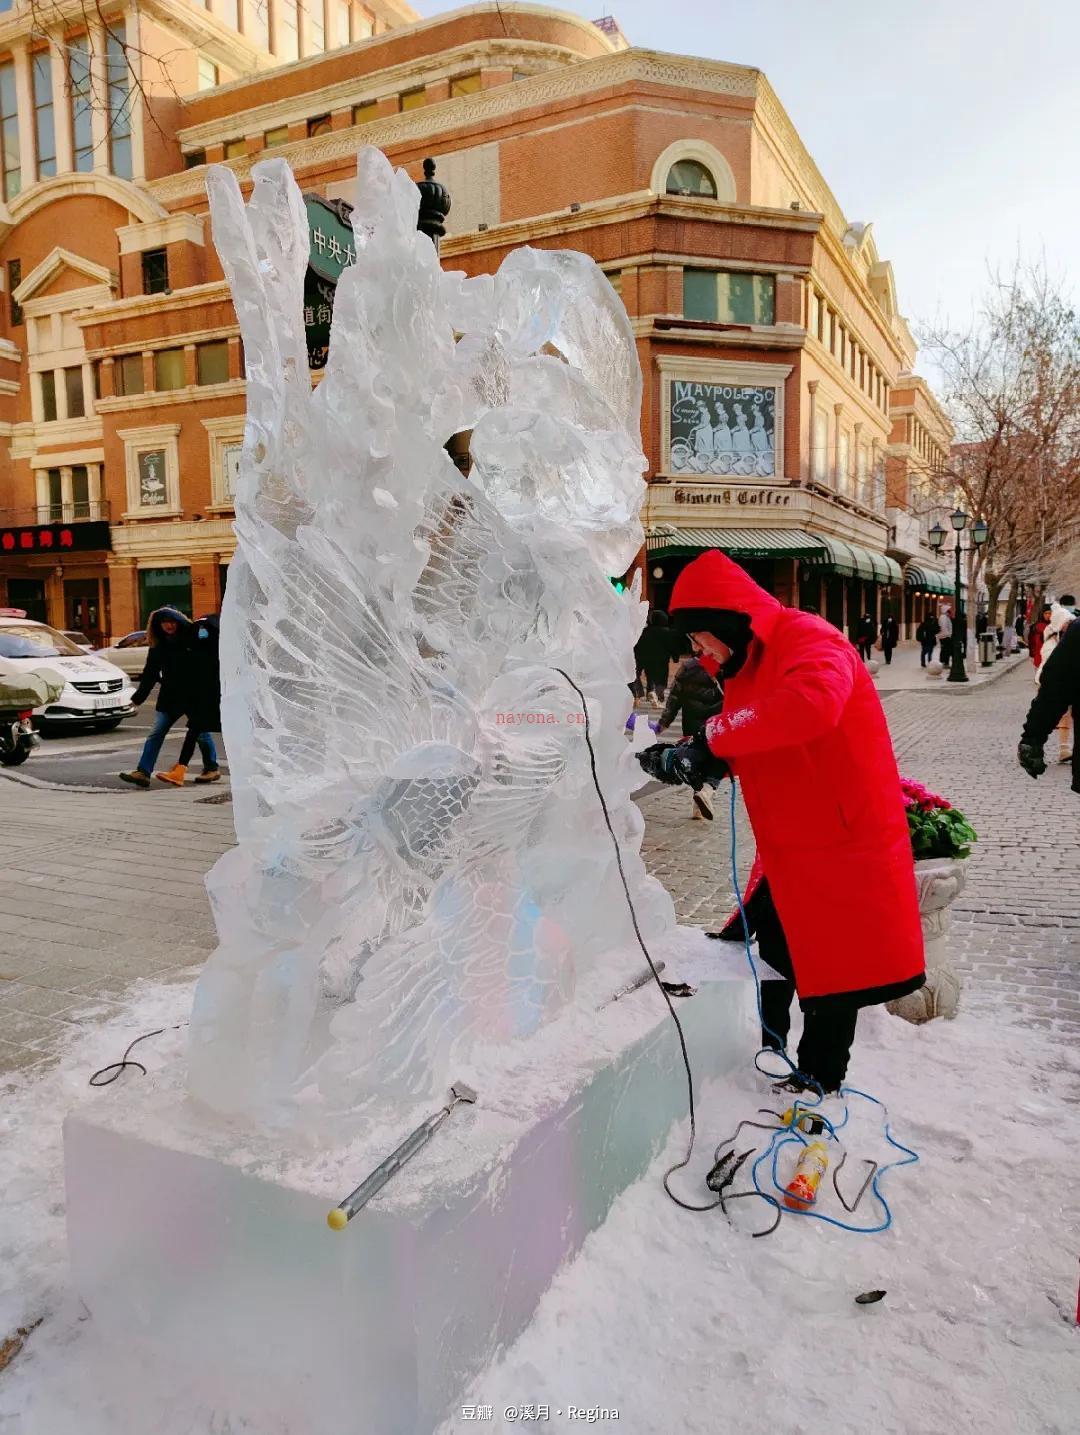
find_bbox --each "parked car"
[0,615,135,730]
[97,630,149,677]
[62,629,95,653]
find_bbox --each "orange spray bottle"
[784,1140,830,1209]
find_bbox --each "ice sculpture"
[189,148,674,1133]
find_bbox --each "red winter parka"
[670,552,924,1002]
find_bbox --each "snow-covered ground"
[2,974,1079,1434]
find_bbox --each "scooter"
[0,706,37,766]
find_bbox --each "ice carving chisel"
[326,1082,477,1230]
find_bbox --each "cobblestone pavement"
[0,663,1075,1078]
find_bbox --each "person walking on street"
[633,608,683,706]
[1019,610,1080,795]
[1029,604,1053,672]
[916,611,939,667]
[938,606,953,665]
[855,612,877,662]
[880,612,899,666]
[119,608,221,787]
[637,551,925,1093]
[655,647,724,820]
[159,613,223,786]
[1034,596,1077,764]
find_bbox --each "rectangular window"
[71,465,90,517]
[197,56,219,91]
[7,258,21,326]
[142,248,168,295]
[683,270,776,326]
[0,61,19,200]
[224,138,247,159]
[307,114,331,138]
[336,1,349,45]
[308,1,324,52]
[116,353,144,396]
[277,0,299,61]
[138,567,192,623]
[352,101,378,125]
[197,341,229,385]
[154,347,186,391]
[32,51,56,180]
[247,0,269,48]
[184,149,206,169]
[352,8,374,40]
[40,370,57,422]
[264,126,289,149]
[107,22,133,178]
[400,88,425,112]
[69,36,94,172]
[450,73,482,97]
[92,359,102,399]
[47,467,62,520]
[65,366,86,419]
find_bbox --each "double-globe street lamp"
[928,508,990,683]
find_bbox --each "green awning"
[905,564,952,595]
[806,536,901,584]
[646,527,829,560]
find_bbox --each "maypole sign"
[303,194,356,370]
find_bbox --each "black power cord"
[89,1024,188,1086]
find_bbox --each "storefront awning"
[646,527,828,560]
[805,536,902,585]
[905,564,953,595]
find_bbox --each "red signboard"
[0,521,111,556]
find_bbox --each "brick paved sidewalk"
[1,663,1075,1078]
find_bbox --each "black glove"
[1017,742,1046,779]
[637,733,729,791]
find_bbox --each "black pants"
[920,641,935,667]
[745,880,858,1093]
[882,641,894,665]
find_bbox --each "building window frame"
[68,36,94,172]
[683,268,776,327]
[657,354,792,482]
[196,340,230,386]
[32,49,56,181]
[141,248,169,295]
[0,60,19,200]
[202,415,245,508]
[649,139,736,204]
[119,422,182,517]
[107,21,133,178]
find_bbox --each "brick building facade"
[0,1,953,643]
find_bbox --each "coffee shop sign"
[672,486,793,507]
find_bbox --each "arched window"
[665,159,717,198]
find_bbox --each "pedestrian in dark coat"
[119,607,220,787]
[656,651,724,819]
[880,613,899,666]
[855,613,877,661]
[633,608,682,705]
[1018,619,1080,795]
[916,613,939,667]
[173,614,223,784]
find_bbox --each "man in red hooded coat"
[638,551,925,1092]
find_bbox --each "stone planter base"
[887,857,966,1023]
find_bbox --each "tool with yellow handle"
[327,1082,478,1231]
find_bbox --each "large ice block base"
[65,931,754,1434]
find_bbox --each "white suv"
[0,613,135,730]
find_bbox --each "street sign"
[0,520,111,554]
[304,194,356,369]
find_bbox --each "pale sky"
[412,0,1078,368]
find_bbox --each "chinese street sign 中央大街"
[304,194,356,370]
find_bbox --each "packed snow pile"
[191,147,673,1134]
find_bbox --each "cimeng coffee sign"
[670,486,794,508]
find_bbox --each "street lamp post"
[928,509,989,683]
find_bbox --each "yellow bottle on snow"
[784,1141,829,1209]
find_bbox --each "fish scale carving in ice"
[189,148,674,1134]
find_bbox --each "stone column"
[89,23,109,173]
[806,378,819,484]
[126,3,145,181]
[833,403,844,492]
[11,42,36,188]
[49,33,73,173]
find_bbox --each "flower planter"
[886,857,966,1023]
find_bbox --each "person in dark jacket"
[161,614,223,786]
[916,612,939,667]
[656,649,724,819]
[855,613,877,662]
[1018,618,1080,795]
[633,608,682,705]
[880,612,899,666]
[119,607,221,787]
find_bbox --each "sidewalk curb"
[877,653,1027,696]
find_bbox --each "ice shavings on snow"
[3,975,1080,1433]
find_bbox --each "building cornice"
[96,379,246,414]
[77,282,233,331]
[150,46,761,206]
[177,39,581,149]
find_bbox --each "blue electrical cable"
[726,779,919,1235]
